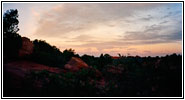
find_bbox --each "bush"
[30,40,78,68]
[23,69,98,96]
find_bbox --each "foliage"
[79,53,182,97]
[4,51,182,97]
[3,9,19,33]
[3,9,22,58]
[24,68,98,96]
[99,54,113,69]
[81,53,113,70]
[30,39,78,68]
[62,48,79,64]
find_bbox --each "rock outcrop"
[64,57,89,71]
[18,37,34,57]
[3,60,66,96]
[4,60,66,75]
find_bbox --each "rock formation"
[18,37,34,57]
[64,57,89,71]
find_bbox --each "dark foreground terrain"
[4,53,182,97]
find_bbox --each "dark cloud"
[162,10,181,19]
[123,22,182,43]
[140,15,153,21]
[162,12,172,19]
[159,21,169,24]
[161,30,182,40]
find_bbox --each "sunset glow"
[3,3,182,56]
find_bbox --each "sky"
[3,2,182,57]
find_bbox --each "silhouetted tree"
[3,9,19,34]
[3,9,22,58]
[62,48,77,63]
[31,39,64,67]
[33,39,61,54]
[81,54,97,68]
[103,53,113,64]
[31,40,78,67]
[97,53,113,70]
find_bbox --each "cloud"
[140,15,153,21]
[32,3,168,38]
[122,18,182,43]
[31,8,40,18]
[27,3,182,56]
[162,12,173,19]
[143,50,151,53]
[159,20,169,24]
[66,34,96,43]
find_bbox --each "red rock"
[4,60,66,96]
[4,60,66,74]
[18,37,34,57]
[107,66,124,74]
[111,56,120,59]
[64,57,89,71]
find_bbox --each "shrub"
[30,40,78,68]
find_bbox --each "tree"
[103,53,113,65]
[3,9,19,34]
[62,48,76,63]
[3,9,22,58]
[31,39,64,67]
[33,39,60,54]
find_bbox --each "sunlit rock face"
[64,57,89,71]
[18,37,34,57]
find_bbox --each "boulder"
[64,57,89,71]
[18,37,34,57]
